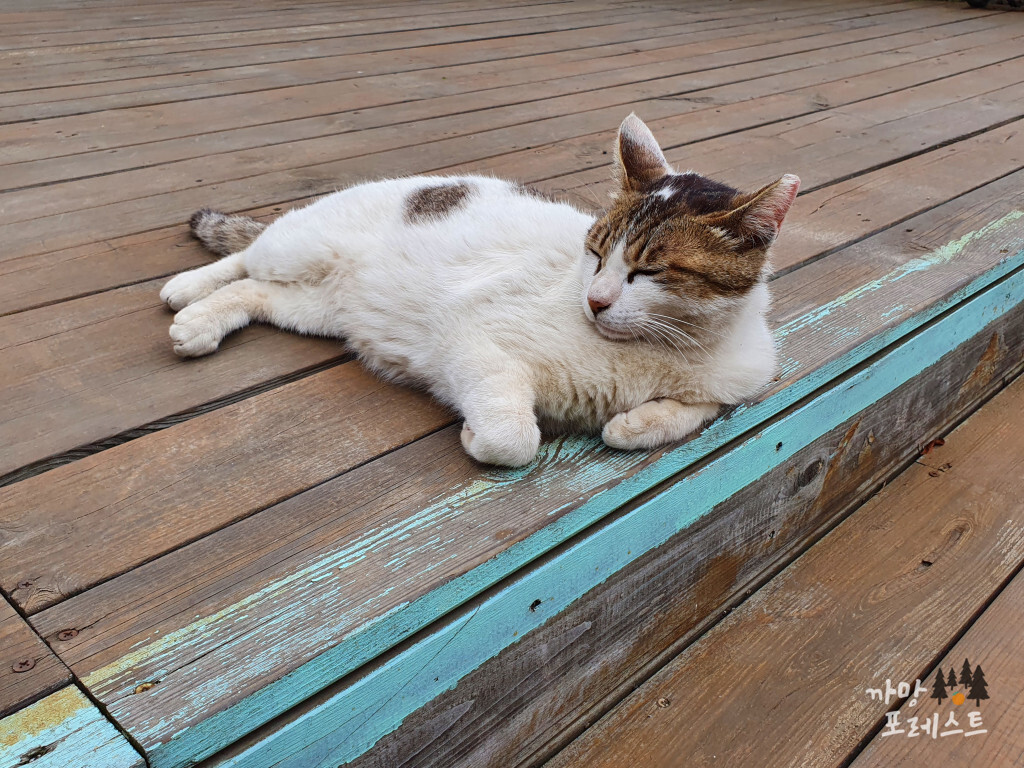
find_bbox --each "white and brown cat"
[161,114,798,466]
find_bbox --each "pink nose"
[588,296,610,315]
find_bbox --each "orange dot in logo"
[952,692,966,706]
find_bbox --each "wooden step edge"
[192,235,1024,767]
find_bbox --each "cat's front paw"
[160,270,219,310]
[460,421,540,467]
[169,304,223,357]
[602,411,653,451]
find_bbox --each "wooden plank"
[6,8,1014,256]
[543,365,1024,768]
[0,5,667,92]
[852,567,1024,766]
[4,29,1020,329]
[5,121,1024,614]
[0,686,143,768]
[6,34,1023,315]
[0,0,958,172]
[6,16,1010,315]
[4,42,1021,480]
[0,2,607,67]
[0,0,869,123]
[0,362,450,613]
[0,597,69,718]
[0,4,941,223]
[206,248,1024,768]
[28,180,1024,768]
[0,0,567,49]
[0,278,344,480]
[1,0,841,68]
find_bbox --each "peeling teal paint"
[206,269,1024,767]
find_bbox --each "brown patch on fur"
[404,182,471,223]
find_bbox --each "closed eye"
[587,248,602,274]
[627,268,663,283]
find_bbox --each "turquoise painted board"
[79,216,1024,768]
[210,263,1024,765]
[0,686,143,768]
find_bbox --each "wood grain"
[545,363,1024,768]
[0,597,69,719]
[0,0,911,122]
[4,13,1018,319]
[0,278,344,479]
[6,15,1015,314]
[6,16,1019,263]
[1,2,962,175]
[852,562,1024,766]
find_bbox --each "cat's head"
[581,113,799,345]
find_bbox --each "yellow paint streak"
[0,686,88,748]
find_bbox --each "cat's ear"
[714,174,800,248]
[615,113,672,192]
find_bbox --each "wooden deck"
[1,1,1023,766]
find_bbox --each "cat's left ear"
[715,174,800,248]
[615,113,672,192]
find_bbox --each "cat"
[161,113,798,467]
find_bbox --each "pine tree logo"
[929,667,948,704]
[937,658,988,707]
[968,663,989,706]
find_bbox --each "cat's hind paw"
[169,304,224,357]
[602,411,657,451]
[602,401,719,451]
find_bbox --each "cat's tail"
[189,208,267,258]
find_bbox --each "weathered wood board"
[543,364,1024,768]
[1,3,1012,311]
[0,598,69,719]
[0,686,143,768]
[852,560,1024,766]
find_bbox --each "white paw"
[601,411,652,451]
[460,420,540,467]
[160,270,219,311]
[169,304,223,357]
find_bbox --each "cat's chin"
[593,320,635,341]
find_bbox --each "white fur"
[161,174,777,466]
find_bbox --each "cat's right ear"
[615,113,672,192]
